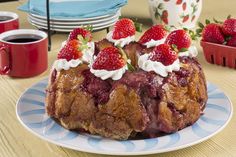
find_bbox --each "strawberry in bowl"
[198,16,236,68]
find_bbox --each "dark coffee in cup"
[3,34,43,43]
[0,16,14,22]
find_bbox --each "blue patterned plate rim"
[16,78,233,155]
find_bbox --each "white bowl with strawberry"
[199,16,236,68]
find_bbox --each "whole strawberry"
[149,44,178,66]
[58,40,82,61]
[227,35,236,47]
[165,29,191,51]
[92,47,126,70]
[202,23,225,44]
[222,18,236,35]
[138,25,167,44]
[112,18,136,40]
[68,28,92,41]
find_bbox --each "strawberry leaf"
[83,25,93,32]
[117,47,135,71]
[227,15,232,19]
[164,25,173,32]
[225,35,232,41]
[213,18,223,24]
[196,28,202,34]
[179,48,188,52]
[78,44,88,51]
[127,62,135,72]
[77,35,84,41]
[198,22,204,29]
[171,44,179,52]
[134,22,143,33]
[172,44,177,49]
[205,19,210,24]
[118,47,128,60]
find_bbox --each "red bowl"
[201,41,236,69]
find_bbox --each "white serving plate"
[16,78,233,155]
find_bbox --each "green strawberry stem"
[79,45,89,51]
[127,62,135,72]
[77,35,90,52]
[205,19,211,25]
[213,18,223,24]
[118,47,136,71]
[198,22,204,29]
[118,47,127,60]
[82,25,93,32]
[171,44,179,52]
[183,28,199,41]
[227,15,232,19]
[134,22,143,33]
[179,48,188,52]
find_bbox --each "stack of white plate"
[28,10,120,32]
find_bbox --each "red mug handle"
[0,45,10,75]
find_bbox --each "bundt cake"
[46,18,208,140]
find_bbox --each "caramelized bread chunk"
[46,65,149,140]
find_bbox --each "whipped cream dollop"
[138,54,180,77]
[106,31,135,47]
[53,59,82,71]
[178,46,198,58]
[90,60,131,80]
[143,38,166,48]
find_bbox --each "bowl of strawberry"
[198,16,236,69]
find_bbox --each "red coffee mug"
[0,11,19,34]
[0,29,48,77]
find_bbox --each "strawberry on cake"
[45,18,208,140]
[139,25,168,48]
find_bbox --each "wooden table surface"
[1,0,236,157]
